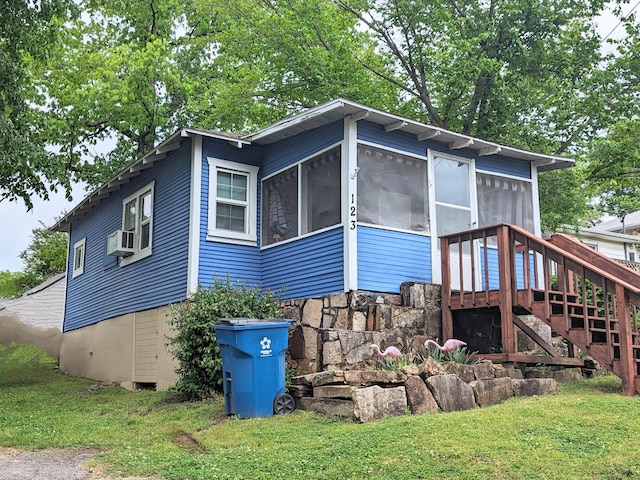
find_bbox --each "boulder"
[442,362,475,383]
[512,378,557,397]
[322,341,342,366]
[302,298,323,328]
[404,376,439,415]
[419,357,445,378]
[471,361,496,380]
[344,370,408,386]
[552,368,584,383]
[353,385,407,423]
[469,377,514,407]
[291,371,344,387]
[426,374,476,412]
[297,397,354,419]
[313,385,356,399]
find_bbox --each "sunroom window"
[476,172,534,233]
[121,181,154,266]
[207,158,259,245]
[357,145,429,232]
[262,147,341,246]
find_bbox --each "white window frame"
[207,158,259,246]
[121,181,155,266]
[261,143,343,249]
[72,238,86,278]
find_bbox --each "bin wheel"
[273,393,295,415]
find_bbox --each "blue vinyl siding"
[480,247,536,290]
[198,138,263,284]
[262,227,344,299]
[261,121,343,177]
[63,142,193,332]
[357,226,431,293]
[198,243,262,286]
[476,156,531,179]
[358,121,531,179]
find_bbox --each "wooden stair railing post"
[441,235,454,341]
[497,225,516,355]
[615,284,636,395]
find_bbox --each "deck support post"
[616,284,636,395]
[441,236,454,340]
[497,225,516,355]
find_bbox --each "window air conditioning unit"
[107,230,135,257]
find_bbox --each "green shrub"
[167,276,281,400]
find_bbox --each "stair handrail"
[440,223,640,296]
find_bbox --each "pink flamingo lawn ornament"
[424,338,467,353]
[371,344,403,358]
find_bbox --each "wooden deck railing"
[440,223,640,395]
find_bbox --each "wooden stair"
[441,224,640,395]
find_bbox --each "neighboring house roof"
[51,98,574,232]
[594,211,640,233]
[0,273,66,330]
[558,226,640,246]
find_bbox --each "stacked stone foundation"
[290,360,568,423]
[282,282,442,373]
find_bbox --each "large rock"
[291,371,344,387]
[469,377,514,407]
[512,378,557,397]
[302,326,318,361]
[390,307,425,329]
[322,341,342,366]
[302,299,323,328]
[552,368,584,383]
[297,397,354,419]
[344,370,407,386]
[313,385,356,399]
[353,385,407,423]
[352,312,367,331]
[404,376,439,415]
[442,363,475,383]
[419,357,445,378]
[471,361,496,380]
[426,374,476,412]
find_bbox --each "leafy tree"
[0,0,75,209]
[334,0,609,151]
[167,276,281,400]
[0,271,41,299]
[33,0,398,189]
[18,222,68,280]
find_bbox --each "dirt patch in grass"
[174,432,207,454]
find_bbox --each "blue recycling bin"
[213,318,294,418]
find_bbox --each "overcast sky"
[0,6,629,273]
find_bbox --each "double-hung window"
[72,238,86,278]
[121,181,155,265]
[207,158,259,245]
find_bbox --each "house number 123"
[350,194,356,230]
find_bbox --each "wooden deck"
[441,224,640,395]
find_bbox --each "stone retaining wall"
[291,360,564,423]
[282,283,442,373]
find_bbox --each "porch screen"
[262,147,341,246]
[476,172,534,232]
[357,145,429,232]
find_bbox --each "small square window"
[207,158,259,245]
[72,238,86,278]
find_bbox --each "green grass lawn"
[2,343,640,479]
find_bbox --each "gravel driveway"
[0,448,162,480]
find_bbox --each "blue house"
[51,99,573,388]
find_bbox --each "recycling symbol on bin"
[260,336,273,356]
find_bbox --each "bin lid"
[217,318,291,326]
